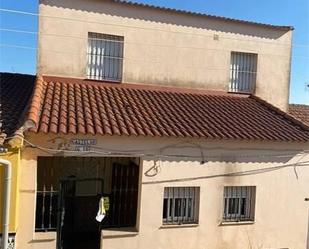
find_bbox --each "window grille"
[87,32,124,81]
[35,185,58,231]
[229,52,257,93]
[223,186,256,222]
[163,187,199,225]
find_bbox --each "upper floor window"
[223,186,256,222]
[229,52,257,93]
[163,187,199,225]
[87,32,124,82]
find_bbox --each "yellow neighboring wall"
[0,148,20,233]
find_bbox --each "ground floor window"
[162,187,199,225]
[35,186,58,231]
[223,186,256,222]
[35,157,140,232]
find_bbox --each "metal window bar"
[107,162,139,228]
[87,32,124,82]
[223,186,256,222]
[35,185,59,231]
[229,52,257,93]
[163,187,199,225]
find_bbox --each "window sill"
[85,78,122,84]
[160,223,199,229]
[102,227,138,238]
[220,221,255,226]
[32,231,56,242]
[228,90,253,95]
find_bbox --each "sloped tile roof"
[289,104,309,126]
[25,75,309,142]
[0,72,36,138]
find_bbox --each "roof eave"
[112,0,294,31]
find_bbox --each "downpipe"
[0,159,12,249]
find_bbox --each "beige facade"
[16,134,309,249]
[38,0,292,111]
[14,2,309,249]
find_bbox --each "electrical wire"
[21,138,309,183]
[0,41,307,73]
[0,43,270,73]
[0,44,37,50]
[22,137,309,160]
[0,43,295,74]
[1,28,309,60]
[19,136,309,156]
[0,8,309,49]
[2,27,307,49]
[142,160,309,184]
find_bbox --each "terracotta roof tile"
[289,104,309,126]
[0,72,36,139]
[25,76,309,142]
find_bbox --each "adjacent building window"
[223,186,256,222]
[163,187,199,225]
[229,52,257,93]
[87,32,124,81]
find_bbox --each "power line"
[23,138,309,160]
[0,43,293,73]
[1,42,309,63]
[0,44,37,50]
[1,8,309,48]
[1,27,309,60]
[0,28,37,35]
[2,27,309,55]
[16,136,307,156]
[142,161,309,184]
[0,8,37,16]
[21,138,309,183]
[0,43,297,75]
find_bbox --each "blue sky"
[0,0,308,104]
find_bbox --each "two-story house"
[3,1,309,249]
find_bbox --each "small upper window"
[87,32,124,81]
[229,52,257,93]
[163,187,199,225]
[223,186,256,222]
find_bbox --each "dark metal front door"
[56,178,104,249]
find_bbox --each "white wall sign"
[70,139,97,151]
